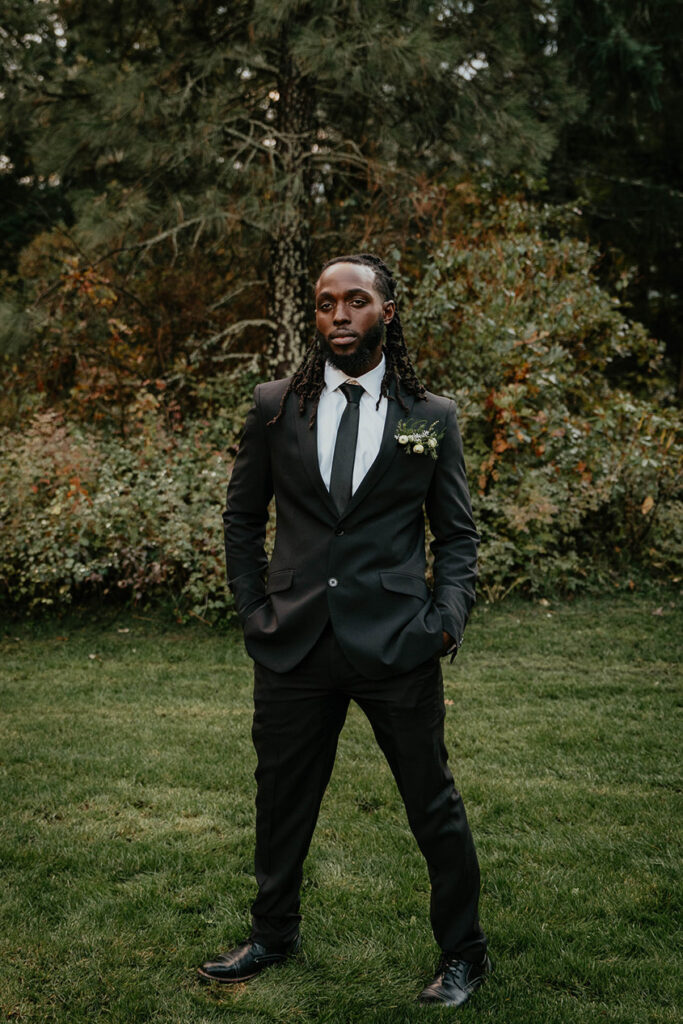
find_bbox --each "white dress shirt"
[317,355,388,495]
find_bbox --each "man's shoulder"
[415,389,455,419]
[256,376,293,399]
[253,376,294,417]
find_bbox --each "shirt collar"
[324,352,386,403]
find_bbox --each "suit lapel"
[343,383,415,518]
[293,396,339,520]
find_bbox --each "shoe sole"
[197,956,293,985]
[197,966,263,984]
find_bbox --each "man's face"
[315,262,395,377]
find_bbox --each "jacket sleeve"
[222,385,273,623]
[425,400,480,647]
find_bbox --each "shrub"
[0,401,238,619]
[1,196,680,616]
[406,198,682,596]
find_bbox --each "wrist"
[442,631,461,661]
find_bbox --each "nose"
[332,304,350,325]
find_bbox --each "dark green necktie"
[329,382,364,514]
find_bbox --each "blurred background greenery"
[1,0,681,619]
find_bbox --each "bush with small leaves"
[406,198,681,596]
[0,402,237,620]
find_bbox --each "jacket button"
[328,577,338,587]
[334,527,344,536]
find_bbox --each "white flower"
[395,418,444,459]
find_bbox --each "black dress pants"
[249,622,486,960]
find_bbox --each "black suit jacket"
[223,376,479,680]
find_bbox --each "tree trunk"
[267,43,314,379]
[269,215,310,379]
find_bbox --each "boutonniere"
[395,419,445,460]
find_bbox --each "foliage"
[1,193,680,615]
[0,228,260,431]
[547,0,683,392]
[1,3,679,616]
[0,0,580,375]
[406,196,682,597]
[2,1,681,398]
[0,400,244,620]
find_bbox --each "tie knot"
[340,382,364,406]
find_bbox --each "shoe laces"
[437,953,485,981]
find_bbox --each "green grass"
[0,595,681,1023]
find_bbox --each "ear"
[382,300,396,324]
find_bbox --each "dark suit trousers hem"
[249,622,486,960]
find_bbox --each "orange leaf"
[641,495,654,515]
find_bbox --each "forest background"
[1,0,681,622]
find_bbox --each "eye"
[351,298,367,306]
[317,301,332,311]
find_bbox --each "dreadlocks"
[267,252,427,427]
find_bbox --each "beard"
[316,317,385,378]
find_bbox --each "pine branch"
[188,319,276,362]
[209,282,266,312]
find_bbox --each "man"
[198,253,490,1008]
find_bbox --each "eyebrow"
[316,288,374,301]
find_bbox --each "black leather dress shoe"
[417,952,491,1007]
[197,936,301,984]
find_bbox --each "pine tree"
[0,2,69,274]
[3,0,579,376]
[548,0,683,392]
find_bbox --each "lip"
[329,333,358,346]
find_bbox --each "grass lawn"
[0,595,680,1023]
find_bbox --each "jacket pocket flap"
[266,569,295,594]
[380,571,428,598]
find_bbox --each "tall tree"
[0,2,69,272]
[2,0,578,377]
[548,0,683,393]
